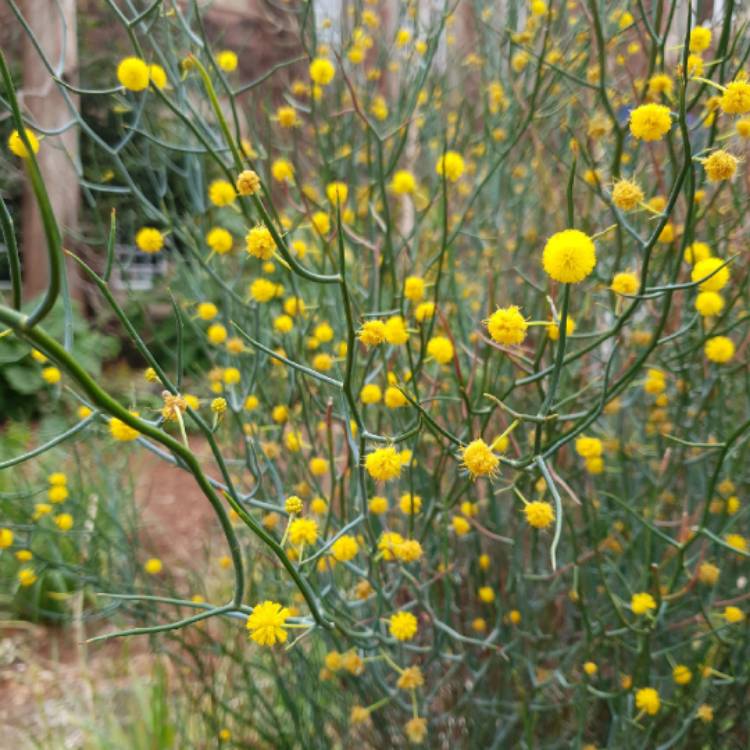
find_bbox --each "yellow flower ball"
[631,591,656,615]
[692,257,729,292]
[611,178,644,211]
[610,271,638,295]
[41,366,61,385]
[389,610,418,641]
[523,501,555,529]
[7,128,40,158]
[427,335,454,364]
[461,439,499,479]
[435,150,465,182]
[689,26,712,53]
[485,305,528,345]
[702,150,738,182]
[216,50,238,72]
[208,179,236,206]
[542,229,597,284]
[704,336,735,363]
[135,227,164,254]
[206,227,233,254]
[144,557,163,574]
[695,291,724,317]
[391,169,417,195]
[720,80,750,114]
[246,225,276,260]
[309,57,335,86]
[629,103,672,141]
[635,687,660,715]
[117,56,150,91]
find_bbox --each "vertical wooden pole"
[21,0,80,301]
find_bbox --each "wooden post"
[21,0,81,302]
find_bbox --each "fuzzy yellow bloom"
[326,181,348,206]
[236,169,261,196]
[478,586,495,603]
[246,225,276,260]
[611,178,643,211]
[704,336,735,363]
[271,158,294,183]
[461,439,499,479]
[216,50,238,72]
[330,534,359,562]
[435,151,465,182]
[672,664,692,685]
[610,272,638,295]
[723,605,745,623]
[384,386,407,409]
[485,305,528,345]
[701,150,738,182]
[208,179,236,206]
[629,103,672,141]
[206,227,233,254]
[692,257,729,292]
[404,275,425,301]
[542,230,597,284]
[246,600,291,646]
[689,26,712,53]
[358,320,386,346]
[41,366,61,385]
[207,323,228,345]
[427,335,454,364]
[631,591,657,615]
[117,56,149,91]
[391,169,417,195]
[288,518,318,546]
[144,557,163,574]
[309,57,335,85]
[18,568,37,587]
[389,611,418,641]
[524,501,554,529]
[720,80,750,114]
[399,492,422,515]
[135,227,164,254]
[384,315,409,345]
[8,128,40,158]
[110,414,140,442]
[635,687,660,715]
[368,496,388,515]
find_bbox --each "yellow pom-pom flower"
[692,257,729,292]
[635,687,660,715]
[427,335,454,364]
[523,501,555,529]
[117,56,150,91]
[701,150,738,182]
[435,150,465,182]
[461,439,499,479]
[704,335,735,363]
[245,225,276,260]
[485,305,528,345]
[631,591,657,615]
[8,128,40,158]
[246,600,291,646]
[135,227,164,254]
[389,610,418,641]
[365,446,402,481]
[629,103,672,141]
[542,229,597,284]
